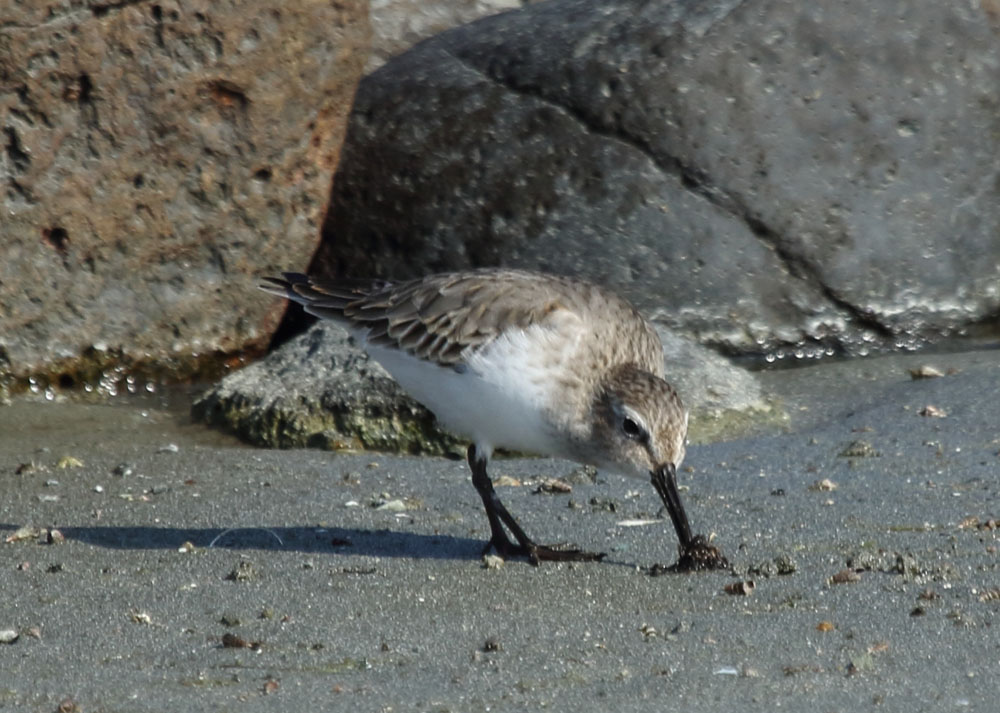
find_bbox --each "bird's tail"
[258,273,393,322]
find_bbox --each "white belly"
[361,323,581,459]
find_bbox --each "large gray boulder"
[0,0,370,388]
[312,0,1000,358]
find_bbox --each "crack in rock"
[443,48,890,337]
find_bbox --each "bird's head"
[588,363,688,480]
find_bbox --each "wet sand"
[1,348,999,712]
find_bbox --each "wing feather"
[258,269,663,371]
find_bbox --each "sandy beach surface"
[2,347,998,712]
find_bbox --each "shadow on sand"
[0,522,485,561]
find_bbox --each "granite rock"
[311,0,1000,357]
[367,0,523,72]
[0,0,370,384]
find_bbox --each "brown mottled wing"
[259,270,578,366]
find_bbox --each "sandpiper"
[260,269,725,569]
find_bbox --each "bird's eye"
[622,417,643,440]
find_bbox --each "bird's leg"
[467,444,605,565]
[467,444,519,555]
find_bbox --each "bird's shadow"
[0,522,651,569]
[0,522,484,561]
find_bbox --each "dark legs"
[467,444,605,565]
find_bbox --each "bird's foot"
[484,537,605,566]
[528,542,606,565]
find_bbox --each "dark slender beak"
[650,463,694,550]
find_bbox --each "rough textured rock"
[193,320,774,452]
[367,0,522,72]
[0,0,370,385]
[653,326,781,443]
[311,0,1000,357]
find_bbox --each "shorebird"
[260,269,723,568]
